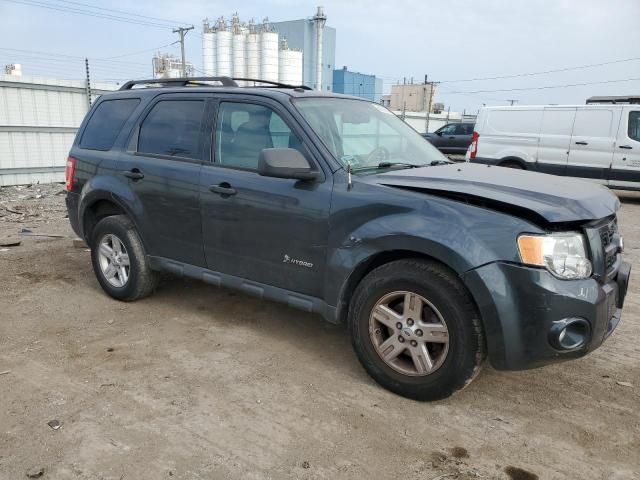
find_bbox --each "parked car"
[466,104,640,190]
[65,77,631,401]
[422,122,475,154]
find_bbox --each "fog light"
[549,318,591,350]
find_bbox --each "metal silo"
[260,18,279,83]
[246,20,260,82]
[231,13,246,81]
[278,39,303,86]
[202,19,217,76]
[216,17,232,77]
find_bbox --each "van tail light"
[469,131,479,160]
[65,156,77,192]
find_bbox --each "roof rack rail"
[118,76,312,91]
[586,95,640,104]
[234,78,312,90]
[119,76,238,90]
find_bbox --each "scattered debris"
[616,381,633,388]
[47,419,61,430]
[106,348,114,352]
[430,474,457,480]
[26,467,45,478]
[504,466,539,480]
[0,248,9,252]
[107,319,114,325]
[100,383,116,388]
[0,370,11,375]
[301,460,310,469]
[20,230,66,238]
[0,237,21,247]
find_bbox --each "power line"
[443,77,640,94]
[439,56,640,83]
[50,0,191,26]
[1,0,181,29]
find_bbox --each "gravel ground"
[0,183,639,480]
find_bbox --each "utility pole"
[425,77,438,133]
[507,99,518,106]
[173,25,194,77]
[84,58,92,110]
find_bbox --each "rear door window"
[628,111,640,142]
[80,98,140,150]
[138,100,205,160]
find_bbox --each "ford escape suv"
[65,77,631,401]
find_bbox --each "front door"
[610,108,640,189]
[199,97,332,297]
[566,108,616,184]
[119,95,208,267]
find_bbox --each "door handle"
[209,183,237,196]
[619,145,632,150]
[122,168,144,180]
[575,141,588,145]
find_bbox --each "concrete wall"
[390,83,437,112]
[0,75,117,186]
[271,19,336,92]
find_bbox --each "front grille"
[599,218,619,276]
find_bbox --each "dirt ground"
[0,183,638,480]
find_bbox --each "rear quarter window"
[80,98,140,150]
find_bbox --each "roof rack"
[586,95,640,104]
[119,76,312,91]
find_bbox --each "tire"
[500,160,524,169]
[348,259,485,401]
[90,215,157,301]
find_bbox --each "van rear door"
[610,107,640,189]
[566,108,616,184]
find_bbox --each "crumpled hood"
[364,163,619,224]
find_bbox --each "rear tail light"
[65,156,77,192]
[469,131,479,160]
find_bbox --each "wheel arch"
[335,249,470,325]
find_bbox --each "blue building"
[332,67,382,102]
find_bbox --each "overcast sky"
[2,0,639,112]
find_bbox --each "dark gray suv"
[65,77,631,401]
[422,122,475,154]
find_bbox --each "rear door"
[610,107,640,188]
[451,123,473,152]
[199,95,332,298]
[536,107,576,176]
[566,108,616,183]
[119,94,209,267]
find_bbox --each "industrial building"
[0,71,117,186]
[332,67,382,102]
[152,52,195,79]
[201,7,335,90]
[386,82,438,112]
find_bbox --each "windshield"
[293,97,448,172]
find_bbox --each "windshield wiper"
[377,162,427,169]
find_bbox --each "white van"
[466,103,640,190]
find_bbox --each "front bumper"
[462,261,631,370]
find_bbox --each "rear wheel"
[348,259,485,401]
[500,160,524,169]
[90,215,157,301]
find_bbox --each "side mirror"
[258,148,319,181]
[436,131,443,136]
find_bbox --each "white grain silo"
[278,39,303,86]
[202,19,217,76]
[246,20,260,82]
[260,18,279,82]
[231,14,246,80]
[216,17,232,77]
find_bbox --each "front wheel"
[348,259,485,401]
